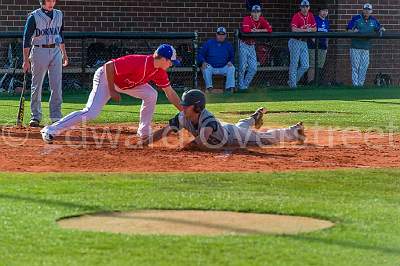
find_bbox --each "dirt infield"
[1,124,400,172]
[57,210,335,236]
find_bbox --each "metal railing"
[1,30,399,95]
[234,30,400,88]
[0,31,199,94]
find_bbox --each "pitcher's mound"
[58,210,334,236]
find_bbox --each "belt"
[240,40,255,46]
[291,38,307,42]
[34,44,56,48]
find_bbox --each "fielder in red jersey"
[41,44,183,144]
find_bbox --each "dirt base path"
[1,125,400,172]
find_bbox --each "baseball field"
[1,86,400,265]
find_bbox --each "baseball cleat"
[225,87,235,93]
[293,122,306,144]
[251,107,267,129]
[138,135,150,147]
[29,119,40,127]
[205,87,213,94]
[40,128,54,144]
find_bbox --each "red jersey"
[112,55,170,90]
[291,11,316,30]
[241,16,273,45]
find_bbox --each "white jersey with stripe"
[169,109,230,146]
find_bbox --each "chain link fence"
[235,31,400,89]
[0,32,198,95]
[0,31,399,96]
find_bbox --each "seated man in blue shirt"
[198,27,235,93]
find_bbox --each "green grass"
[1,86,400,131]
[1,86,400,265]
[0,170,399,265]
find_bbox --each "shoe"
[225,87,235,93]
[40,127,54,144]
[251,107,267,129]
[29,119,40,127]
[292,122,306,144]
[205,87,213,93]
[138,135,150,147]
[287,81,297,89]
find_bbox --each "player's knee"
[83,107,101,120]
[299,61,309,70]
[145,89,158,104]
[248,64,257,73]
[227,65,235,73]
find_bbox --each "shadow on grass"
[2,86,400,106]
[0,193,101,211]
[283,234,400,256]
[358,100,400,106]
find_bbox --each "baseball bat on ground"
[16,73,27,127]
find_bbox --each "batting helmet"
[180,90,206,112]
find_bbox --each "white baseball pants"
[225,117,300,146]
[44,66,158,137]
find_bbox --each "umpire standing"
[23,0,68,127]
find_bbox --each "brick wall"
[0,0,398,85]
[333,0,400,85]
[0,0,293,39]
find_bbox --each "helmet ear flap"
[194,105,202,113]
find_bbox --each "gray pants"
[201,65,236,89]
[224,117,299,147]
[288,39,309,88]
[350,48,370,86]
[30,46,63,122]
[238,41,257,90]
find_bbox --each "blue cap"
[216,27,227,34]
[363,3,373,10]
[300,0,310,6]
[154,44,179,66]
[251,5,261,12]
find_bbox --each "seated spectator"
[288,0,316,89]
[239,5,272,92]
[198,27,235,93]
[307,5,330,84]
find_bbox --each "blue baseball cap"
[154,44,180,66]
[300,0,310,6]
[363,3,373,10]
[251,5,262,12]
[216,27,227,35]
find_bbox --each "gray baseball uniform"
[169,109,300,148]
[25,8,64,123]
